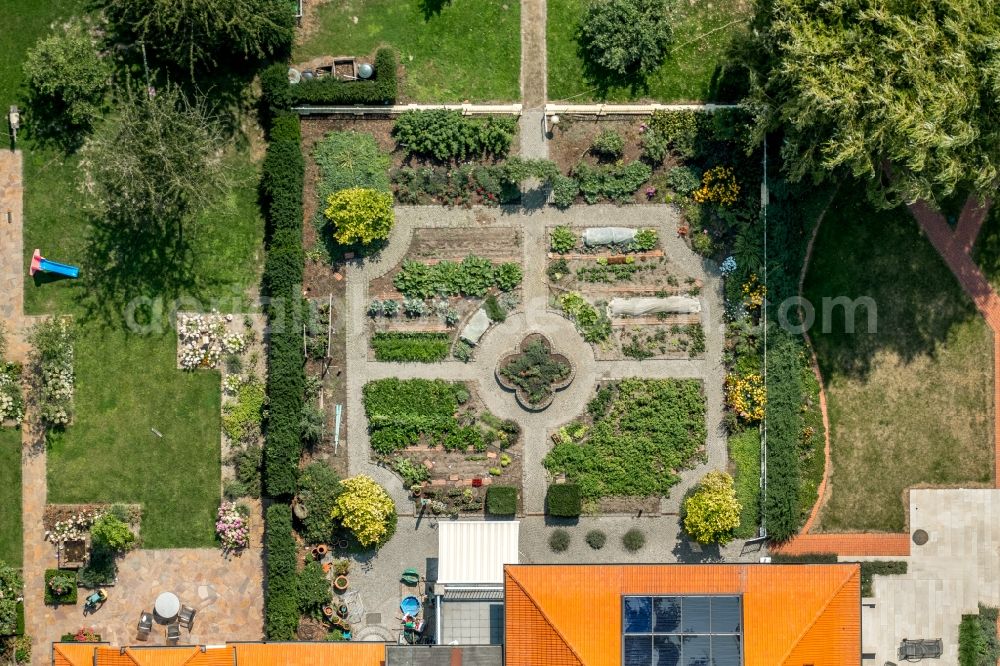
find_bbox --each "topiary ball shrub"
[623,528,646,552]
[586,529,607,549]
[546,484,581,518]
[486,485,518,516]
[549,529,571,552]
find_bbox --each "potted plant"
[322,605,334,619]
[333,559,351,577]
[313,544,328,558]
[333,575,348,592]
[410,484,423,498]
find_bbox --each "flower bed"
[177,312,247,370]
[28,317,74,427]
[496,334,574,411]
[60,627,100,642]
[44,569,77,605]
[216,502,250,552]
[0,362,24,425]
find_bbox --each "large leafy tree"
[23,19,111,137]
[99,0,295,74]
[82,85,226,243]
[748,0,1000,208]
[579,0,674,77]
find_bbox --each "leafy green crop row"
[393,110,517,161]
[371,332,450,362]
[393,256,522,299]
[544,379,706,499]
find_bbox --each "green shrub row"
[486,486,518,516]
[264,504,298,640]
[729,428,761,538]
[393,256,522,299]
[763,330,806,541]
[546,484,581,517]
[262,112,306,497]
[371,332,450,362]
[262,48,397,113]
[393,110,517,161]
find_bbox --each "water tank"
[287,68,301,84]
[301,70,314,81]
[358,63,374,79]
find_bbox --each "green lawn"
[0,428,22,566]
[46,327,222,548]
[804,196,993,532]
[547,0,750,102]
[295,0,520,102]
[3,1,264,548]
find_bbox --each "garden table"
[154,592,180,621]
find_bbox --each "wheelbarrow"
[83,588,107,615]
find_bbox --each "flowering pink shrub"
[215,502,249,552]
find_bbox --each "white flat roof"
[437,520,520,585]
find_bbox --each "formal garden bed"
[545,225,706,360]
[543,378,707,514]
[363,378,523,511]
[367,227,524,362]
[496,334,574,411]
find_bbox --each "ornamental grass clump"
[216,502,250,552]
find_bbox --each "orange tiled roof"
[504,564,861,666]
[232,642,385,666]
[770,533,910,557]
[53,642,101,666]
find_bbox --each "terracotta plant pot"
[322,605,334,618]
[334,576,349,592]
[315,544,328,557]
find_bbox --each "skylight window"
[622,595,742,666]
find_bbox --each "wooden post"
[326,293,333,358]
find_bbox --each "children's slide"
[30,249,80,278]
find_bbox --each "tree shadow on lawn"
[802,191,984,382]
[77,213,216,329]
[417,0,452,20]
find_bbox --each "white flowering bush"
[0,363,24,424]
[45,510,101,545]
[177,312,246,370]
[28,317,74,427]
[215,502,250,551]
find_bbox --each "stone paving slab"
[0,150,28,361]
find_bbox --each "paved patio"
[861,488,1000,664]
[39,547,264,649]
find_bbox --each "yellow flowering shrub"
[693,166,740,206]
[330,475,397,547]
[742,273,766,308]
[725,372,766,422]
[683,471,741,545]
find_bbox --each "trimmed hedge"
[371,332,450,362]
[264,504,298,640]
[263,49,397,113]
[763,330,805,541]
[486,486,518,516]
[262,112,306,497]
[546,484,581,518]
[44,569,77,605]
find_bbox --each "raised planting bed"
[44,569,77,605]
[496,334,575,411]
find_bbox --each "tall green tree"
[748,0,1000,208]
[23,19,111,145]
[99,0,295,74]
[579,0,674,77]
[82,85,226,243]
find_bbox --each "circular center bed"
[496,333,575,411]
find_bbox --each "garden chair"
[178,605,197,630]
[166,623,180,644]
[136,611,153,641]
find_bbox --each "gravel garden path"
[343,204,726,519]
